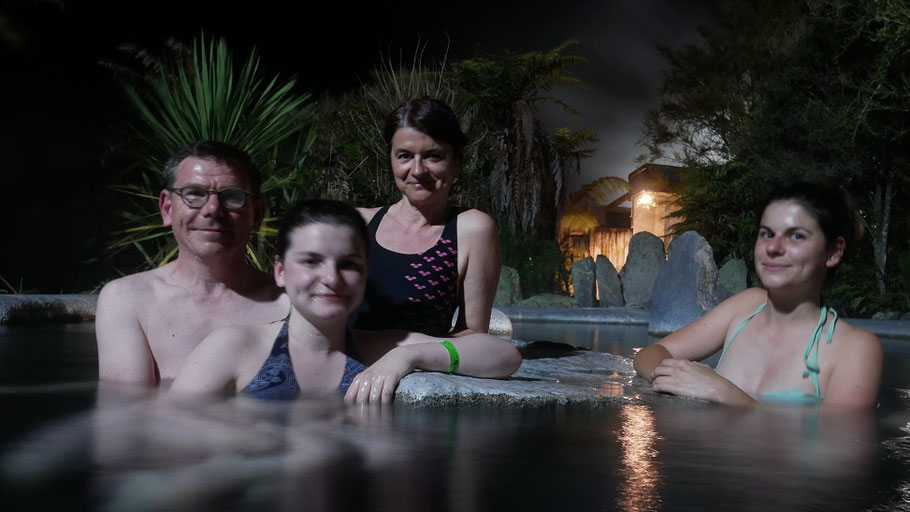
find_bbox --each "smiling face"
[754,200,844,291]
[389,127,459,207]
[159,156,264,261]
[274,223,368,323]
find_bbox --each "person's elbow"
[489,342,522,378]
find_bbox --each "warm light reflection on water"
[600,380,625,396]
[617,405,661,512]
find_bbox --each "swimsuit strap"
[802,306,837,398]
[717,302,767,365]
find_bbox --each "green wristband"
[440,340,460,374]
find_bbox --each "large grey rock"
[648,231,719,335]
[595,255,623,307]
[571,257,597,307]
[514,294,578,308]
[396,342,651,406]
[0,294,97,324]
[619,232,666,308]
[873,310,902,321]
[494,266,522,306]
[717,258,747,302]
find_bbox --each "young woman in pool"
[633,182,882,408]
[170,199,522,403]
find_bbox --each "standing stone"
[620,232,666,308]
[649,231,719,335]
[717,258,748,302]
[571,256,597,307]
[494,265,522,306]
[595,255,624,307]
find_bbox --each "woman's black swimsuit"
[350,205,460,336]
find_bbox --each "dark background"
[0,0,715,292]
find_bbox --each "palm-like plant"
[111,35,315,270]
[454,41,593,237]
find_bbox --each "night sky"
[0,0,715,292]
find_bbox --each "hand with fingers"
[344,350,413,404]
[651,358,756,406]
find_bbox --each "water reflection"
[617,404,660,512]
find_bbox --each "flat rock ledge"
[0,294,97,324]
[396,343,661,407]
[498,306,649,325]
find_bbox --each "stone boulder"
[488,308,513,339]
[873,311,902,321]
[716,258,747,302]
[395,342,643,407]
[571,256,597,307]
[648,231,719,335]
[494,265,522,306]
[619,232,666,308]
[595,255,623,307]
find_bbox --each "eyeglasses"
[168,186,255,211]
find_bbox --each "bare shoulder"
[456,208,496,234]
[718,287,768,315]
[97,268,168,314]
[98,270,153,299]
[832,319,883,359]
[456,209,498,251]
[823,317,883,407]
[357,206,382,224]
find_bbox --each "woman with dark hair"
[633,182,882,408]
[350,97,501,337]
[170,199,521,403]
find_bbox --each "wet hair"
[163,141,262,194]
[758,181,863,252]
[384,97,467,162]
[275,199,369,261]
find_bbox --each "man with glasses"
[96,141,289,387]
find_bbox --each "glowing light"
[636,192,655,208]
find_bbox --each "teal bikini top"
[717,302,838,404]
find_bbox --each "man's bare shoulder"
[97,267,171,309]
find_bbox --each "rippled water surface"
[2,322,909,511]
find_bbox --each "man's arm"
[95,278,158,386]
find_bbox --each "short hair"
[275,199,369,261]
[163,141,262,194]
[384,97,467,162]
[758,181,862,253]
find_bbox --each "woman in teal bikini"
[633,182,882,407]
